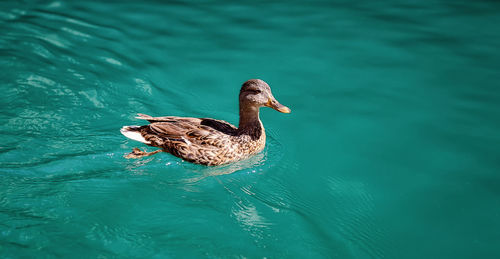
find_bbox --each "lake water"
[1,0,500,258]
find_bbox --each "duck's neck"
[238,105,263,140]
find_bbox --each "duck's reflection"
[180,150,267,183]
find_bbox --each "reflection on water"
[1,0,500,258]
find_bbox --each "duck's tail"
[120,125,151,144]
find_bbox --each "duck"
[120,79,291,166]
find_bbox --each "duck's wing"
[139,116,237,149]
[135,113,198,123]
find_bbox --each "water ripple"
[1,0,500,257]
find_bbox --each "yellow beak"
[266,99,291,113]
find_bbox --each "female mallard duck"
[120,79,291,166]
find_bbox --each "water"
[1,0,500,258]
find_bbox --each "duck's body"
[121,79,290,166]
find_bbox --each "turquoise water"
[1,0,500,257]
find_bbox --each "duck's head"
[239,79,291,113]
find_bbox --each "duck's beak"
[266,98,291,113]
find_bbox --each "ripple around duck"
[119,131,285,187]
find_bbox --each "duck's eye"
[249,89,262,94]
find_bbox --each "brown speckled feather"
[136,114,257,166]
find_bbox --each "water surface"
[1,0,500,258]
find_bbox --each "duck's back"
[124,114,264,166]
